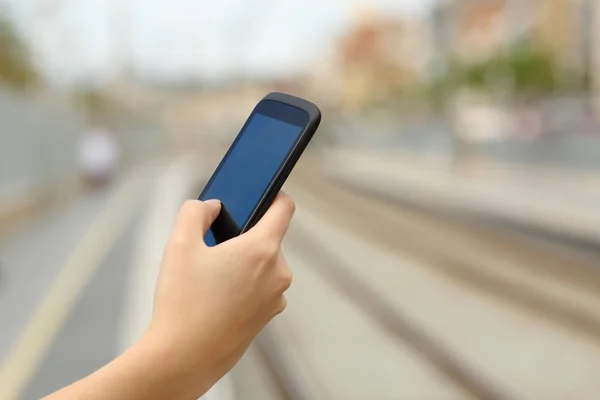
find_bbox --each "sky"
[3,0,440,87]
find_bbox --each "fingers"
[273,295,288,317]
[273,254,293,317]
[173,199,222,244]
[250,192,296,243]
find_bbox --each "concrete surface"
[287,179,600,400]
[324,149,600,244]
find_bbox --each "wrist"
[135,324,222,398]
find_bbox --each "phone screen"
[200,102,308,247]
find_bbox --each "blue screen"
[201,113,304,246]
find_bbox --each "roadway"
[1,151,600,399]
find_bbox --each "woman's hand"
[147,192,296,396]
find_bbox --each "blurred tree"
[506,41,557,98]
[422,59,464,113]
[0,15,39,90]
[459,40,563,100]
[73,89,114,126]
[75,90,104,112]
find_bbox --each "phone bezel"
[198,92,321,238]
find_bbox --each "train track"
[246,165,600,399]
[251,239,506,400]
[245,186,523,399]
[290,163,600,347]
[285,229,514,399]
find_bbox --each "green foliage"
[419,40,571,108]
[0,16,39,90]
[74,90,107,111]
[508,41,557,94]
[424,69,459,112]
[353,39,572,114]
[73,88,123,125]
[458,40,563,97]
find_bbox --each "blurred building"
[452,0,515,63]
[434,0,589,71]
[304,51,343,111]
[334,7,429,111]
[163,81,277,149]
[534,0,591,72]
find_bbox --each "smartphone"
[198,92,321,246]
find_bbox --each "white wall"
[0,90,84,200]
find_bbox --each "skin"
[43,192,296,400]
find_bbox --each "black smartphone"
[198,92,321,246]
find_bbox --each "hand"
[146,192,295,396]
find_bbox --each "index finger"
[249,192,296,243]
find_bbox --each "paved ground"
[0,189,113,365]
[323,148,600,244]
[20,214,143,400]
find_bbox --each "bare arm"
[43,331,217,400]
[43,194,295,400]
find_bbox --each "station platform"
[322,149,600,244]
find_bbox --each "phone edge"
[242,92,322,232]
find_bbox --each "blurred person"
[43,193,294,400]
[77,126,119,189]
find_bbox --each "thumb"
[174,199,222,241]
[199,199,222,235]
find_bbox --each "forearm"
[43,332,219,400]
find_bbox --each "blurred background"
[2,0,600,399]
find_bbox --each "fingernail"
[204,199,221,206]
